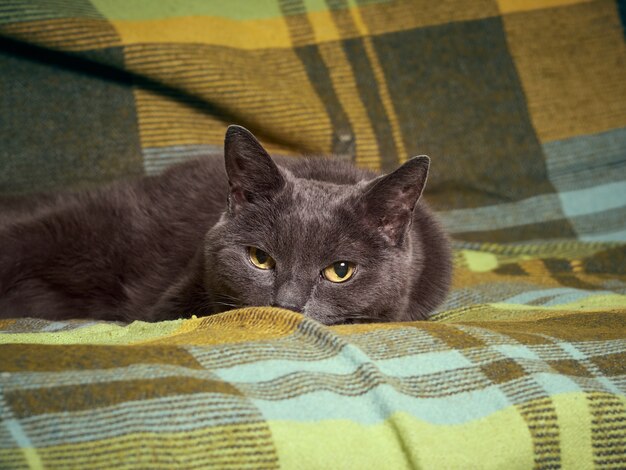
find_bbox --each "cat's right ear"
[360,156,430,246]
[224,125,285,214]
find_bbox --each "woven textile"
[1,306,626,468]
[1,0,626,468]
[2,0,625,243]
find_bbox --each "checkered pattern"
[1,0,626,467]
[2,0,625,242]
[1,310,625,468]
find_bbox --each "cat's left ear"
[360,156,430,246]
[224,125,285,214]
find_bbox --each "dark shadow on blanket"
[0,34,298,151]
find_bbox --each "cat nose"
[272,282,305,313]
[272,301,302,313]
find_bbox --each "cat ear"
[360,156,430,246]
[224,125,285,214]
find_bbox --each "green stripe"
[90,0,283,20]
[90,0,392,21]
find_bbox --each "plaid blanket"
[1,302,626,468]
[1,0,626,468]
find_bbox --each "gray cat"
[0,126,452,325]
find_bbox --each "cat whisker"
[210,302,240,309]
[213,293,241,303]
[198,298,242,312]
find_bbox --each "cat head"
[204,125,432,324]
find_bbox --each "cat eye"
[248,247,276,270]
[322,261,355,283]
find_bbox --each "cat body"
[0,127,452,324]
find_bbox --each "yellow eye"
[322,261,355,283]
[248,247,275,270]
